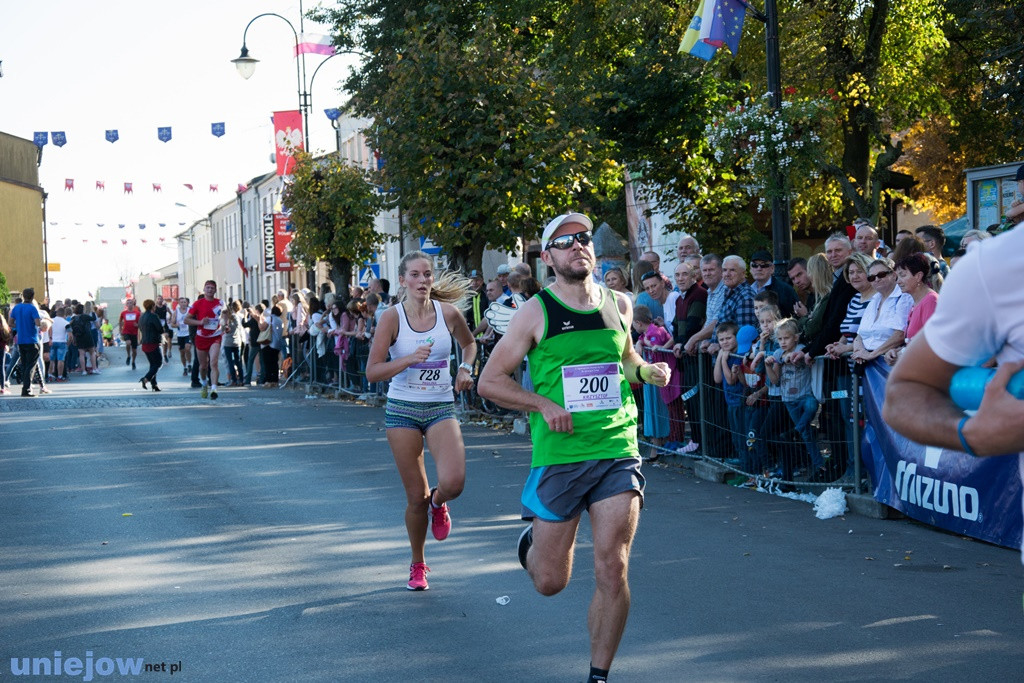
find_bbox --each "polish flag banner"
[294,33,335,56]
[273,110,304,176]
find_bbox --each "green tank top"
[526,287,638,467]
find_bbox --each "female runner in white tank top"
[366,251,477,591]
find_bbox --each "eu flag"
[703,0,747,56]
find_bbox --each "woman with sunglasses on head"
[365,250,476,592]
[850,257,914,366]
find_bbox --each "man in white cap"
[480,212,670,683]
[496,263,512,298]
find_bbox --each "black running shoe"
[517,524,533,570]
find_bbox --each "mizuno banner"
[860,359,1022,550]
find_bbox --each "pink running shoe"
[407,562,430,591]
[429,488,451,541]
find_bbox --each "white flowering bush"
[706,93,830,209]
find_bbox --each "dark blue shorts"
[521,456,645,522]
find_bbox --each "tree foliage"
[282,153,386,295]
[894,1,1024,221]
[368,9,618,271]
[310,0,1022,260]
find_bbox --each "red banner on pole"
[272,110,303,176]
[273,213,295,271]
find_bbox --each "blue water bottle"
[949,367,1024,411]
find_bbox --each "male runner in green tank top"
[479,212,671,683]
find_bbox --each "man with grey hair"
[853,224,880,258]
[799,233,855,358]
[710,255,756,348]
[513,262,532,278]
[677,234,700,259]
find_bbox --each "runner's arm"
[364,307,431,383]
[616,292,670,387]
[885,335,1024,457]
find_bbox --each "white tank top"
[175,308,190,337]
[387,300,454,402]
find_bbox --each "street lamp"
[233,8,365,156]
[232,10,312,151]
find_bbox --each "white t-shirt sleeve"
[922,225,1024,367]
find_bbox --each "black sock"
[589,665,609,682]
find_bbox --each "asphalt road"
[1,357,1021,682]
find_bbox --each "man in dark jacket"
[794,233,857,481]
[748,249,799,318]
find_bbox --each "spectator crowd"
[0,216,1001,494]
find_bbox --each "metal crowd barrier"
[636,350,867,494]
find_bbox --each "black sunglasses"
[867,270,892,282]
[546,230,593,251]
[750,261,772,268]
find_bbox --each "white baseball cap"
[541,212,594,248]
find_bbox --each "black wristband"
[635,364,646,384]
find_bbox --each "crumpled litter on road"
[495,596,510,605]
[813,488,848,519]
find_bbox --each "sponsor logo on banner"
[859,359,1022,549]
[263,214,276,272]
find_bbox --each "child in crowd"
[765,319,826,482]
[741,308,781,480]
[714,322,747,463]
[633,305,672,461]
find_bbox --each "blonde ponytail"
[397,250,472,310]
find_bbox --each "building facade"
[0,131,46,298]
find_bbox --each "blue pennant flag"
[106,130,119,143]
[139,223,146,230]
[33,132,48,147]
[211,122,225,137]
[157,127,172,143]
[118,224,125,229]
[51,131,67,147]
[324,108,342,121]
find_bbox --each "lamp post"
[745,0,792,281]
[232,5,313,151]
